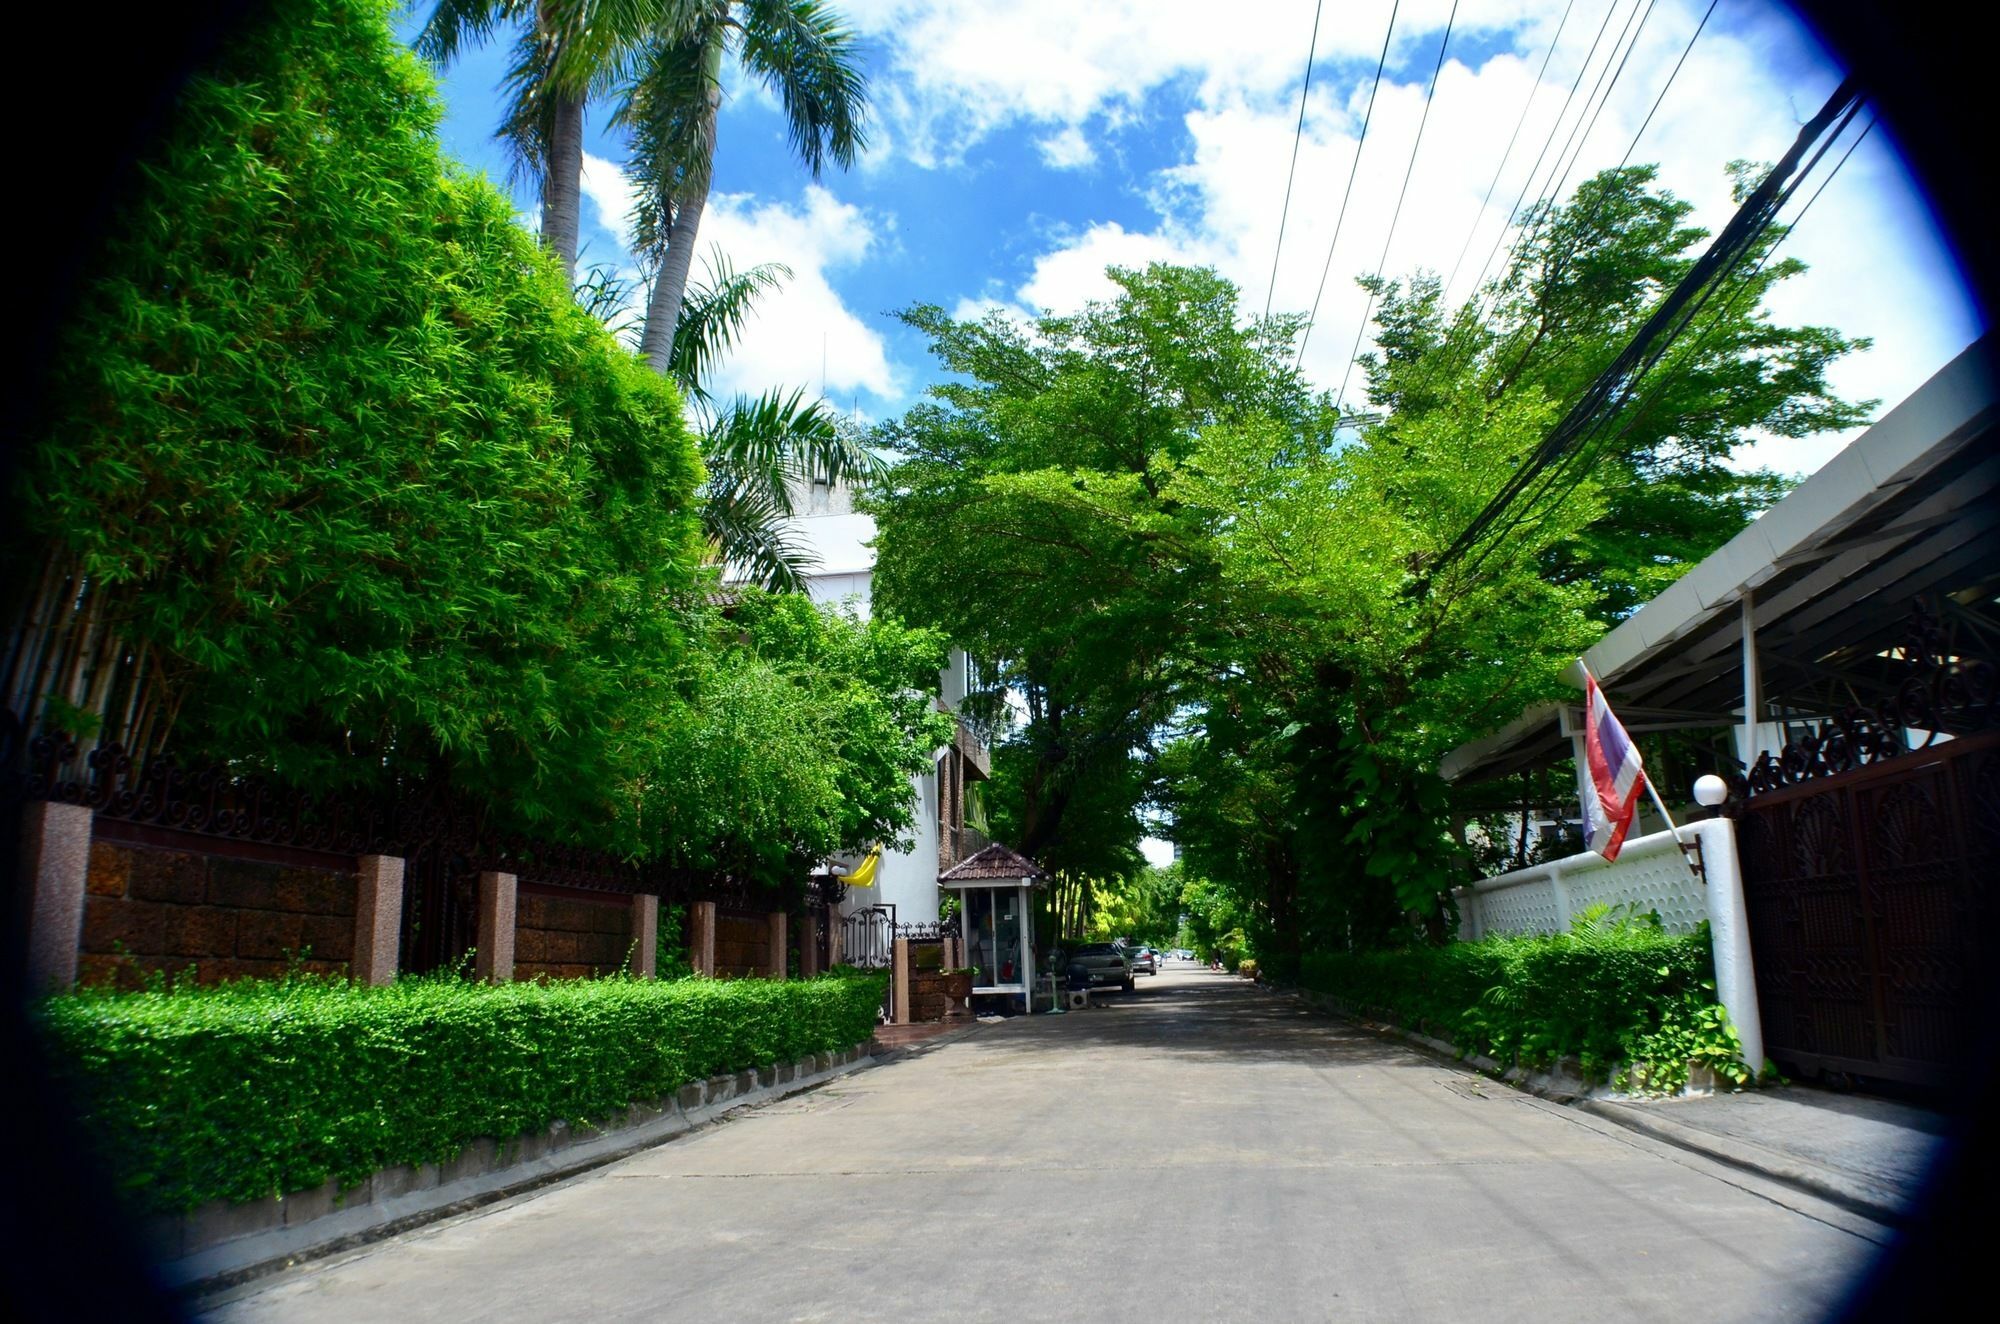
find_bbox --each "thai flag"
[1583,670,1646,861]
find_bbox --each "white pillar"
[1694,817,1766,1073]
[1740,591,1762,770]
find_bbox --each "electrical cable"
[1441,0,1579,306]
[1333,0,1461,414]
[1425,79,1861,585]
[1477,109,1877,568]
[1295,1,1399,369]
[1264,0,1327,321]
[1405,0,1716,418]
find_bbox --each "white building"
[783,478,990,935]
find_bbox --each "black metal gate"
[1733,728,1999,1088]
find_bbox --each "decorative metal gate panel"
[1733,728,1999,1087]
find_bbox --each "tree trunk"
[641,33,724,374]
[543,90,586,284]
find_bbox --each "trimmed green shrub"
[37,970,886,1215]
[1299,916,1746,1092]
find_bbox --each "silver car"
[1126,947,1160,975]
[1060,943,1135,992]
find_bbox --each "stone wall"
[514,893,635,981]
[81,841,354,987]
[715,911,769,978]
[908,969,949,1022]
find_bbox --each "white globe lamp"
[1692,774,1729,808]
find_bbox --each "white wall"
[1454,818,1764,1071]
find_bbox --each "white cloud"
[699,186,899,404]
[1035,127,1097,170]
[957,1,1979,470]
[576,153,898,405]
[842,1,1560,166]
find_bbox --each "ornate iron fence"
[1724,598,1998,1089]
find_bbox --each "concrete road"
[201,968,1888,1323]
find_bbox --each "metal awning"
[1443,335,1999,784]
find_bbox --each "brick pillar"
[631,893,659,978]
[21,801,92,992]
[892,936,911,1025]
[688,900,717,977]
[798,911,821,979]
[766,910,788,979]
[474,871,516,983]
[352,855,404,987]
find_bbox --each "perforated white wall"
[1452,818,1765,1069]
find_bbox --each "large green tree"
[871,164,1868,971]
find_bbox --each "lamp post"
[1692,773,1729,819]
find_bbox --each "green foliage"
[37,969,887,1215]
[871,160,1867,969]
[12,0,706,852]
[647,593,955,887]
[1300,919,1747,1093]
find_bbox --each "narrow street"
[201,970,1887,1322]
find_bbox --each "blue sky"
[399,0,1981,476]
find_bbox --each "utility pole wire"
[1441,0,1578,306]
[1408,0,1716,414]
[1463,109,1876,578]
[1264,0,1326,321]
[1425,78,1863,586]
[1296,0,1400,369]
[1334,0,1461,414]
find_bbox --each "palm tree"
[624,1,868,374]
[668,252,880,590]
[417,0,659,282]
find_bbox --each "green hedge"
[1299,919,1746,1093]
[37,970,886,1214]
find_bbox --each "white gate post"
[1695,817,1765,1073]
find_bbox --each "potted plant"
[940,966,976,1018]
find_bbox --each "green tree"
[5,0,706,858]
[872,162,1866,967]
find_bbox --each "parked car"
[1127,947,1160,975]
[1059,942,1135,992]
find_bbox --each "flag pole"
[1643,773,1706,887]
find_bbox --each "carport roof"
[1441,335,1999,784]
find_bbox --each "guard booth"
[939,843,1045,1010]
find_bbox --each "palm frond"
[736,0,870,176]
[705,387,882,510]
[701,477,816,592]
[616,25,716,261]
[669,250,793,399]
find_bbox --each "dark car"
[1060,943,1135,992]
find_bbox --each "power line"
[1459,0,1625,325]
[1483,109,1877,564]
[1424,79,1863,586]
[1441,0,1578,306]
[1407,0,1715,414]
[1333,0,1462,414]
[1452,94,1868,584]
[1296,1,1399,368]
[1537,0,1658,232]
[1614,0,1717,174]
[1264,0,1327,321]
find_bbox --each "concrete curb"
[1577,1100,1908,1226]
[1279,982,1908,1224]
[170,1045,874,1296]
